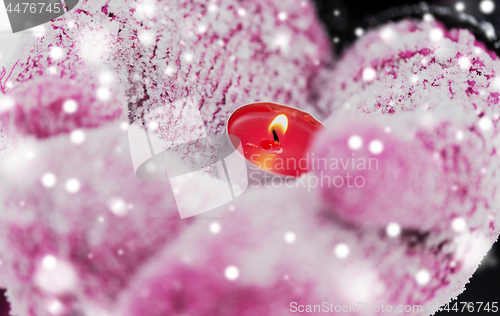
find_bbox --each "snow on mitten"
[0,0,331,314]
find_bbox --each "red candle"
[226,102,325,177]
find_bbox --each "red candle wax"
[226,102,325,177]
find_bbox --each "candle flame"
[269,114,288,134]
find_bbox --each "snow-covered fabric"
[0,1,499,315]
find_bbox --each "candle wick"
[272,128,280,144]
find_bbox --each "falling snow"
[0,2,499,316]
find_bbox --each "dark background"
[313,0,500,56]
[0,0,498,315]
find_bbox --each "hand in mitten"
[0,0,330,314]
[0,2,499,316]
